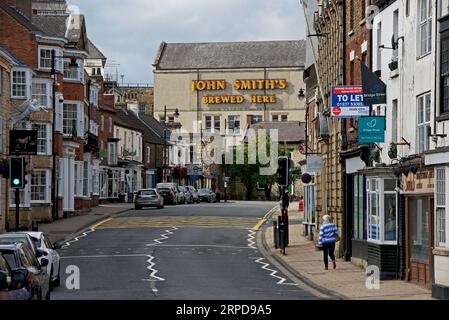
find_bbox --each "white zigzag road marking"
[254,257,295,285]
[144,255,165,282]
[146,226,178,246]
[62,228,95,248]
[248,229,257,249]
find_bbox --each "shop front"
[402,167,434,288]
[361,167,404,280]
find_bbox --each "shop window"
[436,168,448,248]
[411,199,430,260]
[353,175,366,240]
[367,178,398,244]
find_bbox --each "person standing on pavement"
[318,215,338,270]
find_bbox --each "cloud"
[73,0,305,83]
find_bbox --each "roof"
[113,109,166,145]
[154,40,306,70]
[0,44,25,66]
[139,114,166,138]
[247,121,306,143]
[87,38,106,60]
[0,3,42,33]
[31,14,68,38]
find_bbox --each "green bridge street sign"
[358,116,386,143]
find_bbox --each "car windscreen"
[0,236,27,246]
[157,188,170,193]
[198,189,210,193]
[0,251,18,268]
[139,190,156,196]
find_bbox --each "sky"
[71,0,306,84]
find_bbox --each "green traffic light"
[13,178,20,186]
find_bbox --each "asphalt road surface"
[52,201,318,300]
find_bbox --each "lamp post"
[51,50,78,221]
[163,105,180,182]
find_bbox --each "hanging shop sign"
[192,79,287,105]
[305,155,323,173]
[358,116,386,143]
[9,130,37,156]
[331,86,370,118]
[361,63,387,105]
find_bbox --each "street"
[52,201,317,300]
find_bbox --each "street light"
[163,105,180,182]
[51,50,78,221]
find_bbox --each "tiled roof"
[87,38,106,60]
[31,13,85,42]
[154,40,306,70]
[113,109,166,145]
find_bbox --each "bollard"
[285,214,289,247]
[273,221,278,249]
[279,228,286,255]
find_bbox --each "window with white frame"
[108,142,117,166]
[205,116,212,132]
[417,93,431,153]
[251,115,263,124]
[63,103,77,136]
[32,80,50,109]
[30,170,50,203]
[39,48,53,69]
[63,59,83,81]
[436,168,447,247]
[74,161,84,197]
[272,115,279,122]
[83,161,89,197]
[92,169,100,195]
[419,0,433,56]
[35,123,51,155]
[9,180,30,208]
[11,70,27,98]
[367,178,398,243]
[214,116,220,133]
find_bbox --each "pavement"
[262,208,435,300]
[38,203,134,244]
[50,201,319,300]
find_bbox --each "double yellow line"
[252,206,278,231]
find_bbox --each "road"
[52,201,318,300]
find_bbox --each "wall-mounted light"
[298,88,305,98]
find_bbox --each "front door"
[408,197,434,287]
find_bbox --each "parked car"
[156,184,178,205]
[175,185,187,204]
[198,188,217,203]
[135,189,164,210]
[179,186,193,204]
[0,233,41,258]
[23,232,61,288]
[0,254,31,301]
[187,186,200,203]
[0,243,50,300]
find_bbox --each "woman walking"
[318,215,339,270]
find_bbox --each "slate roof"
[139,114,166,138]
[87,38,106,60]
[0,3,42,33]
[31,14,68,38]
[154,40,306,70]
[247,121,306,143]
[113,109,166,145]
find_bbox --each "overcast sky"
[72,0,306,84]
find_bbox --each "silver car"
[187,186,200,203]
[134,189,164,210]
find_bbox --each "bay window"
[35,123,52,155]
[39,47,63,71]
[30,170,51,203]
[367,178,398,244]
[63,101,84,137]
[63,59,84,81]
[32,79,51,109]
[11,69,28,98]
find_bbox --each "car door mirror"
[0,271,9,290]
[40,258,49,267]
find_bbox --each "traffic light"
[277,157,289,187]
[9,157,25,189]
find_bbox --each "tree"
[226,133,276,200]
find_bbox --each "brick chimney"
[1,0,32,20]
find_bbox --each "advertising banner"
[358,116,386,143]
[331,86,370,118]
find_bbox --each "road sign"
[187,164,203,176]
[359,116,386,143]
[331,86,370,118]
[224,176,230,182]
[9,130,38,156]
